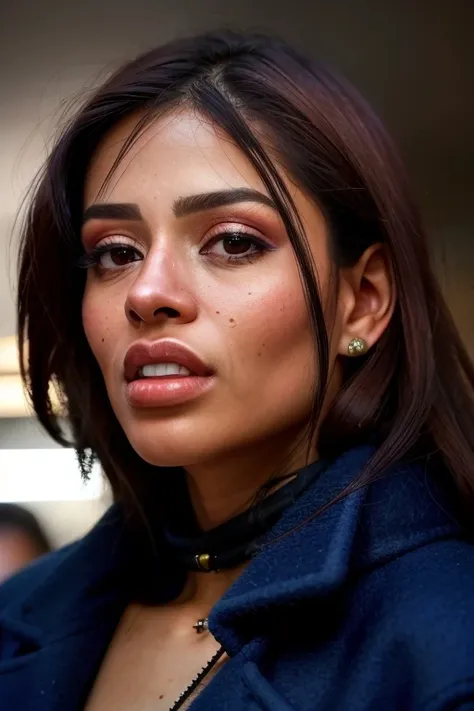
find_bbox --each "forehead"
[83,108,270,207]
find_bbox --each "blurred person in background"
[0,30,473,711]
[0,504,51,583]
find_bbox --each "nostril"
[128,309,142,323]
[127,306,181,323]
[153,307,180,319]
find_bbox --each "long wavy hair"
[17,31,474,518]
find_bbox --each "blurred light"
[0,448,106,502]
[0,374,31,418]
[0,373,62,419]
[0,335,20,375]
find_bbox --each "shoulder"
[350,455,474,635]
[0,542,78,613]
[356,537,474,709]
[364,535,474,627]
[346,458,474,709]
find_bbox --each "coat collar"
[210,446,461,653]
[0,446,461,660]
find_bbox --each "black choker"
[163,459,326,572]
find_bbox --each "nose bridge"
[125,242,196,323]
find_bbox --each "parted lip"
[123,339,212,382]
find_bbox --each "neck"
[169,435,319,618]
[184,427,315,530]
[178,563,248,610]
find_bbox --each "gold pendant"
[195,552,211,570]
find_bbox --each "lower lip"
[126,375,215,408]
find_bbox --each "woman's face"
[82,109,344,472]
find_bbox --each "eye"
[78,243,143,271]
[215,235,257,256]
[201,231,271,263]
[99,246,142,269]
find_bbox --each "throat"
[176,565,248,611]
[183,435,317,531]
[162,460,326,574]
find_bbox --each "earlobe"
[337,244,395,357]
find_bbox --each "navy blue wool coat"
[1,445,474,710]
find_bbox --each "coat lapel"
[0,507,129,710]
[210,446,461,655]
[0,617,120,711]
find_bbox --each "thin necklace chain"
[168,646,225,711]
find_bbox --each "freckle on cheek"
[216,311,220,314]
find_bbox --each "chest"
[0,608,432,711]
[84,605,226,711]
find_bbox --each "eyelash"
[77,243,141,271]
[77,231,272,272]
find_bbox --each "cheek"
[252,287,308,358]
[215,267,315,388]
[82,285,122,376]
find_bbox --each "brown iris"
[222,235,253,254]
[108,247,138,266]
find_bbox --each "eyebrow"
[82,203,143,224]
[82,188,276,226]
[172,188,276,217]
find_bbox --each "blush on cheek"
[82,299,111,369]
[244,286,310,364]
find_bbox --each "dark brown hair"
[17,31,474,514]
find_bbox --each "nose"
[124,249,198,327]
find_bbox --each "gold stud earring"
[347,337,368,357]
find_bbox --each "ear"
[336,244,395,356]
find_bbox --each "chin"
[133,443,203,469]
[121,420,217,469]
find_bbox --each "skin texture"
[82,108,393,529]
[82,109,394,711]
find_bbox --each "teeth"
[139,363,191,378]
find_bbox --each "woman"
[1,30,474,711]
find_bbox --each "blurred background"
[0,0,472,576]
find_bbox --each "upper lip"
[123,339,212,381]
